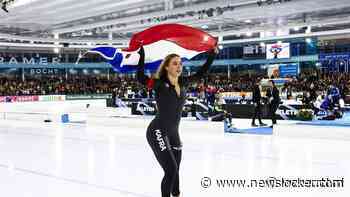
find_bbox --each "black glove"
[138,46,145,57]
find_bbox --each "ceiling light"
[53,48,60,54]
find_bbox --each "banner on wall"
[66,94,112,100]
[39,95,66,102]
[0,56,61,65]
[0,95,39,103]
[0,94,108,103]
[25,68,64,75]
[266,43,290,59]
[319,53,350,73]
[219,92,253,100]
[267,63,299,78]
[243,44,266,59]
[279,63,299,77]
[319,53,350,60]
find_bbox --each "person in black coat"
[270,80,281,126]
[251,80,266,126]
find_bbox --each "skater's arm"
[136,46,151,86]
[183,48,217,84]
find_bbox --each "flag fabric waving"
[86,24,217,73]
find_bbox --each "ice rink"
[0,100,349,197]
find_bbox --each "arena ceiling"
[0,0,350,48]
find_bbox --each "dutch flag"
[85,24,217,73]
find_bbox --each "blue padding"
[61,114,69,123]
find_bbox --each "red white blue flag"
[86,24,217,73]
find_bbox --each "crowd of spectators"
[0,75,141,96]
[1,72,349,102]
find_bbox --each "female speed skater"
[137,45,218,197]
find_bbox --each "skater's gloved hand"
[208,43,219,54]
[213,46,219,54]
[138,46,145,57]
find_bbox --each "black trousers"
[146,122,182,197]
[270,103,279,124]
[252,102,263,124]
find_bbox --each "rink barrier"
[0,98,130,123]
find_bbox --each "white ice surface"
[0,101,349,197]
